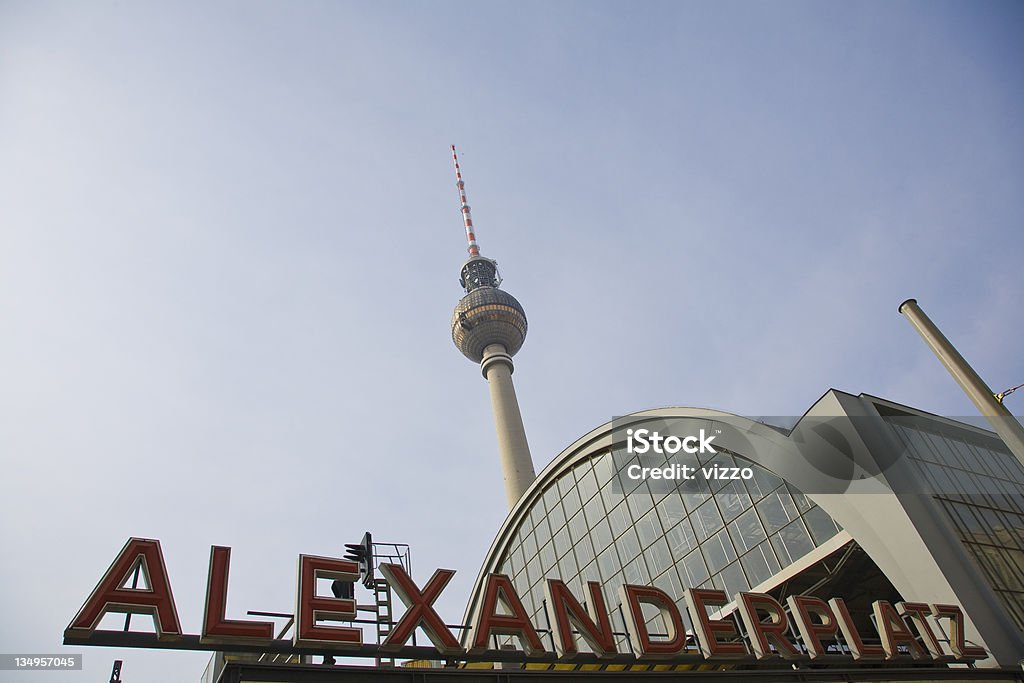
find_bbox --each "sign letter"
[201,546,274,644]
[470,574,545,656]
[930,604,987,660]
[684,588,748,658]
[378,564,461,655]
[544,580,617,658]
[787,595,838,659]
[873,600,926,660]
[736,592,799,660]
[294,555,361,646]
[619,584,687,658]
[66,537,181,640]
[830,597,884,661]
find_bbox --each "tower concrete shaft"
[481,344,537,509]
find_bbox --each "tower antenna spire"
[451,145,481,257]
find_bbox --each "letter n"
[544,579,617,658]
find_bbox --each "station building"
[461,390,1024,669]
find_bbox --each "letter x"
[378,564,461,654]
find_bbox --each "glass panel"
[637,508,664,548]
[627,489,656,520]
[1004,512,1024,546]
[510,543,525,574]
[729,507,767,554]
[568,510,589,545]
[770,533,792,568]
[618,527,642,563]
[584,495,606,528]
[693,498,725,541]
[652,566,684,600]
[608,502,632,538]
[593,453,615,485]
[522,532,538,559]
[952,439,982,472]
[600,478,624,512]
[530,583,544,616]
[539,540,557,572]
[557,469,577,497]
[702,528,737,574]
[530,501,549,537]
[580,560,601,585]
[547,499,566,531]
[788,486,812,513]
[518,511,534,536]
[553,526,572,558]
[597,545,621,581]
[520,589,535,616]
[644,537,674,576]
[618,456,645,494]
[777,518,815,564]
[578,467,600,502]
[740,541,781,588]
[574,534,596,568]
[543,482,562,509]
[757,490,799,534]
[560,479,583,517]
[592,518,615,554]
[744,465,783,501]
[680,475,711,512]
[526,555,542,586]
[558,549,578,580]
[513,567,527,592]
[656,494,687,529]
[803,505,839,545]
[981,547,1024,591]
[682,548,710,587]
[623,556,650,585]
[719,561,749,599]
[667,517,698,556]
[717,480,752,522]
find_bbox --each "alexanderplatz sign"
[64,538,986,666]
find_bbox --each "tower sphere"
[452,286,528,363]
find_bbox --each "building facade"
[462,390,1024,668]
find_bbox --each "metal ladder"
[373,578,394,667]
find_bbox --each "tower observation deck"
[449,146,536,510]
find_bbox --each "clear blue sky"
[1,2,1022,680]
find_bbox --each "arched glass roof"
[488,441,843,651]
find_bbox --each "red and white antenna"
[451,145,481,257]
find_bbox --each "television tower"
[449,146,536,510]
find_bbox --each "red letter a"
[66,537,181,639]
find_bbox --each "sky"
[1,1,1023,681]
